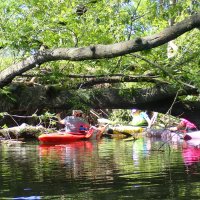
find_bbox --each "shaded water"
[1,137,200,199]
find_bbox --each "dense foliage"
[0,0,199,90]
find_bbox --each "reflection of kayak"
[39,141,94,169]
[184,131,200,140]
[38,128,95,144]
[39,141,94,157]
[182,140,200,165]
[182,147,200,165]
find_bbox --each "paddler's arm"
[96,125,108,140]
[169,127,178,131]
[169,121,184,131]
[56,113,65,125]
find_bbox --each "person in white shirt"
[56,110,90,134]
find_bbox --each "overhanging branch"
[0,13,200,88]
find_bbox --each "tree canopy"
[0,0,200,119]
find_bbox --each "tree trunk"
[1,83,200,128]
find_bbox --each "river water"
[0,137,200,199]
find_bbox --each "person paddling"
[56,110,90,134]
[169,118,198,133]
[130,109,151,127]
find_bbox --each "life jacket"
[130,113,147,126]
[181,118,197,131]
[64,116,89,133]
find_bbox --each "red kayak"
[38,128,95,144]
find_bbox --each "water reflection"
[39,141,95,180]
[13,196,41,199]
[182,140,200,175]
[1,137,200,199]
[182,141,200,164]
[39,141,94,162]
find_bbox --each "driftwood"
[0,123,53,140]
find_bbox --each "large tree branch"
[0,13,200,88]
[1,83,200,127]
[0,83,197,113]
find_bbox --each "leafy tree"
[0,0,200,118]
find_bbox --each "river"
[0,137,200,199]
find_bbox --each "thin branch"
[166,90,180,115]
[131,53,196,89]
[77,75,163,89]
[21,73,154,79]
[130,53,171,76]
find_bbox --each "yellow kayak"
[110,125,144,134]
[105,126,144,139]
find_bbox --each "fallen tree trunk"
[0,83,198,112]
[0,123,53,140]
[1,83,200,128]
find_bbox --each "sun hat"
[72,110,83,115]
[131,109,137,113]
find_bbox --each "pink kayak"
[184,131,200,140]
